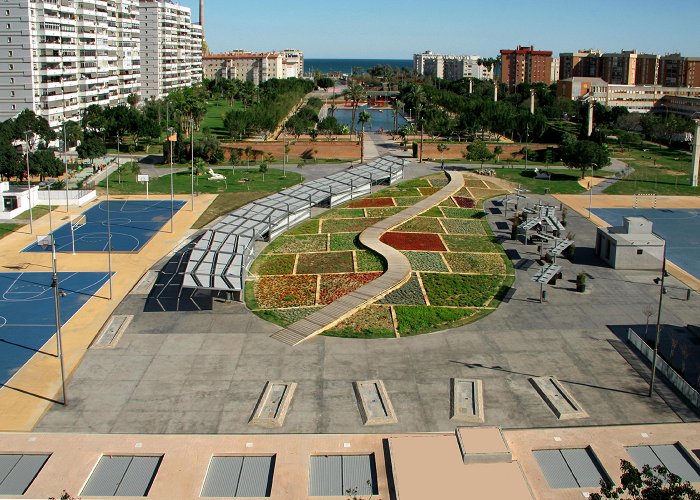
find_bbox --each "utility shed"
[596,216,665,270]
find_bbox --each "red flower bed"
[319,272,383,304]
[380,232,447,251]
[348,197,396,208]
[454,196,476,208]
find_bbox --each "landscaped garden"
[245,174,515,338]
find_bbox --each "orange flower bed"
[318,272,382,304]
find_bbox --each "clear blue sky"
[177,0,700,59]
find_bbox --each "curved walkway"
[270,170,465,346]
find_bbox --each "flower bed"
[400,178,432,188]
[286,219,320,235]
[330,233,361,251]
[441,218,486,235]
[429,178,449,187]
[394,196,425,207]
[469,187,507,201]
[419,207,443,218]
[395,217,445,233]
[296,251,354,274]
[356,250,386,272]
[378,274,427,305]
[255,274,318,308]
[442,235,500,253]
[321,217,380,233]
[453,196,476,208]
[267,234,328,254]
[325,305,395,338]
[348,197,395,208]
[380,232,447,251]
[395,305,474,336]
[443,252,507,274]
[440,207,485,219]
[322,208,366,219]
[421,273,505,307]
[255,307,321,327]
[318,272,382,304]
[464,179,487,188]
[439,197,457,207]
[250,254,296,276]
[403,251,449,272]
[366,207,404,218]
[378,187,422,197]
[418,187,441,196]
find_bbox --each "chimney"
[199,0,204,27]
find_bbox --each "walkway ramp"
[271,171,465,346]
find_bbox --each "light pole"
[48,234,66,405]
[588,162,597,219]
[24,131,33,234]
[524,122,529,170]
[106,136,115,300]
[190,118,195,211]
[648,241,667,397]
[63,119,69,212]
[167,127,174,233]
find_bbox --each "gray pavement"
[37,172,700,435]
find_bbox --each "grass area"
[100,168,303,196]
[15,204,60,221]
[192,191,274,229]
[421,273,505,307]
[324,306,395,339]
[250,254,296,276]
[0,223,21,240]
[200,99,243,139]
[604,142,697,196]
[493,167,589,194]
[296,251,354,274]
[394,305,476,336]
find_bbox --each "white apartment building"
[139,1,202,100]
[203,50,304,85]
[413,51,490,81]
[0,0,141,128]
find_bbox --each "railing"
[627,328,700,410]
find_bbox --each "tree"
[127,93,141,109]
[61,120,83,149]
[464,140,494,167]
[494,145,504,163]
[393,99,404,135]
[591,460,700,500]
[358,110,371,164]
[317,77,335,91]
[29,150,63,181]
[341,84,367,134]
[437,143,449,169]
[560,138,611,179]
[76,135,107,169]
[258,162,268,182]
[14,109,56,147]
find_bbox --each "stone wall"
[222,139,361,162]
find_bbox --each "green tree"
[30,149,63,181]
[76,135,107,169]
[464,140,494,167]
[14,109,56,147]
[392,99,404,135]
[494,145,503,163]
[560,138,610,179]
[591,460,700,500]
[437,143,449,169]
[60,120,83,149]
[258,162,268,182]
[127,93,140,108]
[316,77,335,91]
[358,110,371,164]
[341,84,367,134]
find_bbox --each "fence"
[627,328,700,410]
[36,189,96,207]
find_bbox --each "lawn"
[604,142,697,196]
[200,99,243,139]
[0,223,21,240]
[492,168,589,194]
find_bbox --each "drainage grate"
[450,378,484,422]
[92,315,133,349]
[131,271,159,295]
[353,380,398,426]
[530,376,588,420]
[249,381,297,428]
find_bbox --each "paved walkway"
[362,132,380,160]
[270,170,465,346]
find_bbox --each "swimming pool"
[333,105,408,131]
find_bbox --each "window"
[309,455,378,497]
[533,448,609,489]
[626,444,700,482]
[8,63,12,70]
[7,50,11,57]
[9,77,13,83]
[201,456,275,498]
[81,455,162,497]
[0,454,50,495]
[637,249,643,255]
[10,91,13,97]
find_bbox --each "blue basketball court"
[592,207,700,280]
[23,199,186,253]
[0,272,111,386]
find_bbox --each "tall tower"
[200,0,204,27]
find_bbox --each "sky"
[176,0,700,59]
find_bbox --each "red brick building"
[500,46,553,90]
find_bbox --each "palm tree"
[437,143,449,169]
[358,110,371,164]
[341,84,367,135]
[392,100,404,136]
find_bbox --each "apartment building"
[413,51,491,81]
[0,0,141,128]
[203,50,304,85]
[139,1,202,100]
[499,46,553,90]
[559,50,602,80]
[550,57,559,83]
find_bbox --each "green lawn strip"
[398,178,432,188]
[330,233,362,251]
[395,305,475,336]
[15,204,60,221]
[250,253,296,276]
[286,219,320,235]
[365,207,403,217]
[370,187,421,198]
[441,234,501,252]
[0,223,21,240]
[251,307,322,327]
[429,177,449,187]
[419,207,443,217]
[492,168,587,195]
[441,218,486,235]
[421,273,505,307]
[323,305,395,338]
[296,251,354,274]
[394,196,425,207]
[321,217,381,233]
[356,250,387,272]
[443,252,507,274]
[440,207,486,219]
[395,217,445,233]
[377,274,427,305]
[192,191,272,229]
[403,251,449,272]
[321,208,366,219]
[200,99,243,139]
[100,169,303,195]
[266,234,328,254]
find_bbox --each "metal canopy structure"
[182,156,405,294]
[531,263,562,284]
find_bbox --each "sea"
[305,58,413,76]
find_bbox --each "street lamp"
[24,131,33,234]
[190,118,195,211]
[648,240,668,397]
[588,162,597,219]
[167,127,175,233]
[63,118,69,213]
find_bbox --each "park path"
[270,170,465,346]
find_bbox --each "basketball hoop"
[37,234,53,249]
[70,214,86,254]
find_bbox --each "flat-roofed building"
[204,50,304,84]
[559,50,602,80]
[413,51,490,81]
[500,45,553,90]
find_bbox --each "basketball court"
[0,271,112,386]
[22,199,187,253]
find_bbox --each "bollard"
[542,290,547,302]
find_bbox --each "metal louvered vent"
[201,455,275,498]
[533,448,608,489]
[0,454,50,495]
[626,444,700,483]
[81,455,162,497]
[309,454,377,497]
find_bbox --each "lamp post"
[24,131,33,234]
[63,119,69,212]
[47,233,66,405]
[648,240,667,397]
[167,127,174,233]
[105,136,115,300]
[190,118,194,211]
[588,162,597,219]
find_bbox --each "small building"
[596,216,665,270]
[0,182,37,220]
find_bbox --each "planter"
[576,283,586,293]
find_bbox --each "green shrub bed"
[421,274,504,307]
